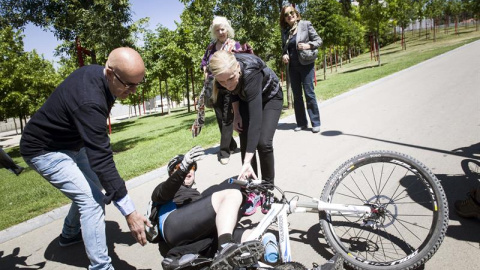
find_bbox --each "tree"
[305,0,343,76]
[388,0,416,50]
[414,0,428,37]
[446,0,462,34]
[426,0,446,41]
[0,0,135,66]
[0,26,58,132]
[360,0,390,66]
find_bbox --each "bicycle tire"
[319,151,448,270]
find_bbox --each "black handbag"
[298,48,318,61]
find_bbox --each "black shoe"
[210,240,263,270]
[162,254,212,270]
[230,148,240,154]
[58,231,83,247]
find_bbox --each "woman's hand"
[238,162,258,180]
[282,54,289,64]
[297,43,312,50]
[233,114,243,133]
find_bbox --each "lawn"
[1,26,479,231]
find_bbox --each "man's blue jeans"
[26,148,113,270]
[289,62,321,128]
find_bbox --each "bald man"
[20,47,150,270]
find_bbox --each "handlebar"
[228,178,263,187]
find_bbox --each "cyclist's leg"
[163,196,217,247]
[211,189,243,236]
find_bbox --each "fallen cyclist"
[145,146,262,269]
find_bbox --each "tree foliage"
[0,0,135,65]
[0,26,58,126]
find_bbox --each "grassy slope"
[1,26,479,230]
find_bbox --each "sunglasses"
[108,65,145,89]
[284,10,296,18]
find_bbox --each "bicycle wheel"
[319,151,448,270]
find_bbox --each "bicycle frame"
[245,198,372,264]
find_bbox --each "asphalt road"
[1,40,479,270]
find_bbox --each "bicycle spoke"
[378,163,397,197]
[351,174,369,202]
[340,183,367,203]
[360,169,377,198]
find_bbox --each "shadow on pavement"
[438,157,480,247]
[0,247,46,269]
[41,221,150,270]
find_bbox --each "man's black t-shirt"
[20,65,126,203]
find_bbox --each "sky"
[22,0,184,64]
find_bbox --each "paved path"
[1,40,479,269]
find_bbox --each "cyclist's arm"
[151,169,188,204]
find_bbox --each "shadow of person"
[452,142,480,160]
[0,248,46,269]
[277,123,297,131]
[399,157,480,245]
[44,221,141,269]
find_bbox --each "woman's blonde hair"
[209,16,235,41]
[208,50,238,103]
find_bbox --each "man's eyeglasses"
[284,10,296,18]
[108,65,145,89]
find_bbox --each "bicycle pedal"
[232,254,258,267]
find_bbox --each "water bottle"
[262,232,279,263]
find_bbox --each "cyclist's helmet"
[167,155,198,176]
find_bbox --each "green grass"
[1,26,479,231]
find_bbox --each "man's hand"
[180,146,205,172]
[282,54,289,64]
[126,210,151,246]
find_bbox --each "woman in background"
[280,5,322,133]
[192,16,240,165]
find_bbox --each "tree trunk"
[376,35,381,67]
[185,67,190,113]
[160,79,164,115]
[334,46,338,72]
[339,49,343,68]
[133,96,137,116]
[329,46,333,73]
[16,116,20,135]
[426,20,429,39]
[394,26,397,43]
[142,91,146,114]
[137,95,142,116]
[419,19,423,37]
[190,68,196,112]
[348,47,351,63]
[455,17,458,35]
[323,54,327,81]
[166,79,171,115]
[445,15,448,34]
[370,35,373,61]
